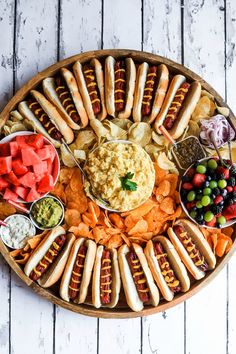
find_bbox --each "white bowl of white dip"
[0,214,36,249]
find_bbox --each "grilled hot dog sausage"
[173,225,208,271]
[28,97,63,140]
[68,245,87,301]
[29,234,66,281]
[100,249,112,305]
[154,242,181,293]
[126,251,150,303]
[55,75,80,124]
[141,66,158,116]
[83,65,101,115]
[163,82,190,130]
[114,61,126,112]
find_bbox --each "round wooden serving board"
[0,49,236,319]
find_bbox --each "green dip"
[31,197,63,228]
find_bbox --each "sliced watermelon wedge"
[19,172,36,189]
[26,188,41,202]
[3,188,18,201]
[0,156,12,175]
[21,147,41,166]
[37,173,54,193]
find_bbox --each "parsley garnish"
[120,172,137,191]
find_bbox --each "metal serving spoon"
[62,139,111,208]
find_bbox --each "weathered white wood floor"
[0,1,236,353]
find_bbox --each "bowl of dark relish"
[180,157,236,228]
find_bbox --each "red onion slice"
[200,114,235,148]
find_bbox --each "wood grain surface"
[0,1,236,353]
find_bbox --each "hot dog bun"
[118,243,159,312]
[42,68,88,130]
[60,238,96,304]
[92,245,121,308]
[31,90,74,144]
[144,237,190,301]
[168,219,216,280]
[24,227,75,288]
[168,81,201,139]
[73,58,107,121]
[133,63,169,123]
[105,56,136,119]
[154,74,186,130]
[18,101,61,148]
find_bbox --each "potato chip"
[201,90,215,100]
[130,232,153,241]
[60,144,77,168]
[106,234,123,249]
[165,174,178,196]
[121,199,156,218]
[82,213,94,227]
[105,227,121,235]
[93,227,110,244]
[109,213,124,229]
[10,250,30,264]
[153,163,168,185]
[128,237,147,245]
[155,194,164,203]
[222,227,234,237]
[103,120,127,140]
[152,131,166,146]
[74,150,86,160]
[160,197,175,214]
[156,180,171,197]
[128,122,152,147]
[88,201,100,218]
[90,118,109,140]
[157,152,176,171]
[216,105,230,117]
[74,129,97,150]
[128,220,148,235]
[145,144,164,156]
[65,209,81,227]
[181,120,200,140]
[51,183,67,203]
[70,168,83,192]
[59,167,74,184]
[120,233,131,247]
[87,202,99,225]
[111,118,133,130]
[27,234,45,249]
[68,223,90,237]
[124,215,143,230]
[0,201,16,219]
[191,96,215,122]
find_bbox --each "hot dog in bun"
[18,90,74,147]
[42,67,89,130]
[118,243,159,312]
[105,56,136,119]
[92,245,121,308]
[168,219,216,280]
[24,226,75,288]
[145,236,190,301]
[73,58,107,121]
[60,238,96,304]
[154,75,201,139]
[133,62,169,123]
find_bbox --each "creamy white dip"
[1,214,36,249]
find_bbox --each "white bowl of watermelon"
[0,131,60,203]
[179,157,236,229]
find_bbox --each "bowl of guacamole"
[30,196,64,230]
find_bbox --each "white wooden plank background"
[0,1,236,353]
